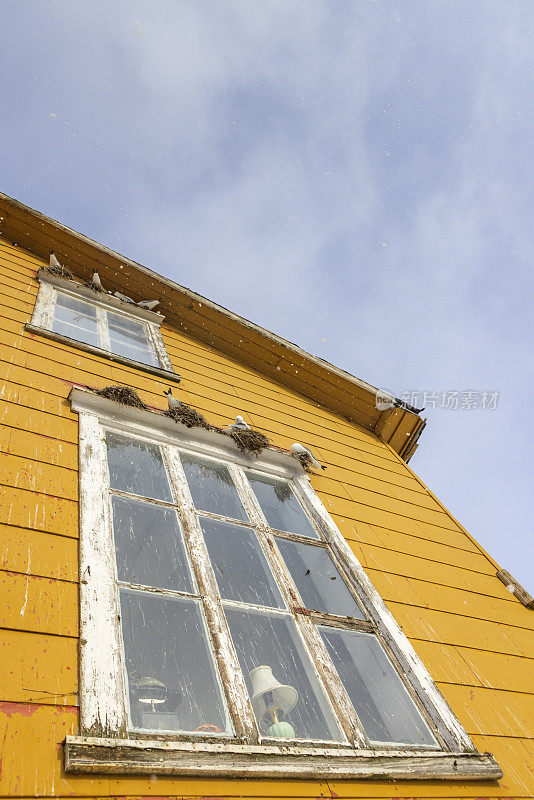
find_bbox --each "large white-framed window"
[65,388,502,781]
[28,270,174,373]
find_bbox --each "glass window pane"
[276,539,364,619]
[106,311,159,367]
[120,589,231,734]
[53,294,100,347]
[320,628,436,746]
[181,454,248,521]
[200,517,284,609]
[248,475,318,539]
[106,432,173,502]
[225,606,343,742]
[112,495,193,593]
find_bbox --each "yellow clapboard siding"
[0,570,78,636]
[0,629,77,705]
[0,702,529,798]
[0,365,82,412]
[0,269,38,295]
[343,519,494,574]
[355,541,514,601]
[0,452,78,501]
[387,600,534,657]
[0,399,78,440]
[412,640,534,694]
[367,569,534,630]
[0,426,78,470]
[436,683,534,738]
[0,281,36,310]
[0,486,78,537]
[0,525,78,581]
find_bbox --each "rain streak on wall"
[0,236,533,799]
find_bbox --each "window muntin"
[181,453,249,522]
[248,473,319,539]
[275,537,365,619]
[51,289,159,367]
[225,605,344,742]
[102,428,441,748]
[121,589,232,735]
[320,627,437,747]
[105,431,233,737]
[199,517,285,610]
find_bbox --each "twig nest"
[46,264,74,279]
[84,280,104,292]
[226,428,270,456]
[165,403,211,429]
[95,385,147,409]
[293,452,314,472]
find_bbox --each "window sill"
[25,324,181,384]
[64,736,502,780]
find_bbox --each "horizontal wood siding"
[0,237,532,798]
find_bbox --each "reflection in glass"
[276,539,364,618]
[200,517,284,609]
[225,606,342,742]
[320,628,436,746]
[106,432,173,502]
[248,475,318,538]
[112,495,193,593]
[181,454,248,521]
[52,294,99,347]
[120,589,231,734]
[107,310,158,367]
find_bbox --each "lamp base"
[267,721,295,738]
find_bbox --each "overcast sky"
[1,1,533,592]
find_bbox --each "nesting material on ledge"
[95,385,147,409]
[226,427,270,456]
[165,403,211,429]
[46,263,74,279]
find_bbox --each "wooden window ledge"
[64,736,502,780]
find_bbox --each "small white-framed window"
[65,388,502,781]
[29,270,173,372]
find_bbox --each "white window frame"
[28,269,175,375]
[64,387,502,780]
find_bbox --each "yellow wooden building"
[0,191,532,799]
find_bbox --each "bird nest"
[165,403,211,429]
[293,452,315,472]
[84,279,104,292]
[226,428,270,456]
[46,264,74,279]
[95,385,147,409]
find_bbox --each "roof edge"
[0,191,424,458]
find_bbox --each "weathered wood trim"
[163,447,256,742]
[28,324,181,383]
[496,568,534,609]
[30,278,56,328]
[293,474,475,752]
[70,387,302,478]
[63,736,503,780]
[78,412,127,737]
[37,268,164,324]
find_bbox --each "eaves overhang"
[0,191,425,459]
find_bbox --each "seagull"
[92,271,103,290]
[227,415,251,431]
[114,291,135,304]
[163,387,181,410]
[49,252,61,269]
[137,299,161,310]
[290,443,327,470]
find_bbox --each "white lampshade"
[137,677,167,704]
[249,665,298,720]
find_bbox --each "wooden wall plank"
[0,525,78,581]
[0,629,77,705]
[0,486,78,537]
[0,570,78,636]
